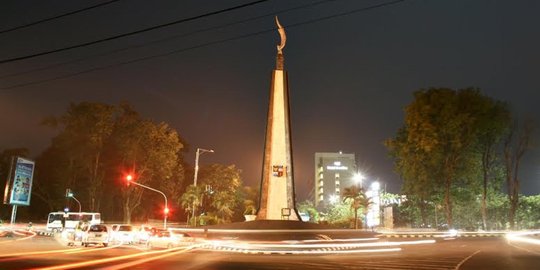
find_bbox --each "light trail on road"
[293,237,380,243]
[97,245,198,270]
[205,239,435,249]
[0,247,84,259]
[506,231,540,255]
[0,230,37,244]
[506,231,540,245]
[0,243,125,263]
[31,244,202,270]
[62,243,123,254]
[206,246,402,255]
[198,238,435,255]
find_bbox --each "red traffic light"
[125,174,134,186]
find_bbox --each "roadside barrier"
[381,232,505,238]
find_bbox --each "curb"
[383,233,504,238]
[36,231,54,237]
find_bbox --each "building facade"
[314,152,356,209]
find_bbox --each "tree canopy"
[386,88,512,228]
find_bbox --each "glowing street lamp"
[329,194,339,204]
[353,172,365,188]
[371,181,380,191]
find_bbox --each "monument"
[256,17,301,221]
[182,18,376,241]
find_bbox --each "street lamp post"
[71,196,82,213]
[192,148,214,226]
[128,178,168,229]
[66,189,82,212]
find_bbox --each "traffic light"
[65,188,73,198]
[126,174,133,186]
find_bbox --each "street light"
[192,147,214,226]
[125,174,169,229]
[65,188,81,213]
[371,181,380,191]
[353,172,365,188]
[329,194,339,204]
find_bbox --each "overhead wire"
[0,0,123,35]
[0,0,271,64]
[0,0,335,80]
[0,0,407,91]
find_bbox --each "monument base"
[185,220,378,241]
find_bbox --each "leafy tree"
[297,200,319,222]
[395,197,421,228]
[504,119,534,229]
[326,201,353,228]
[182,164,242,225]
[43,102,115,211]
[475,100,510,230]
[387,88,509,228]
[486,188,508,230]
[517,195,540,229]
[111,105,183,223]
[32,147,69,214]
[242,186,259,216]
[180,185,201,225]
[386,127,437,226]
[211,191,236,223]
[342,185,371,229]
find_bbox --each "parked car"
[110,224,135,244]
[146,230,194,249]
[82,224,109,247]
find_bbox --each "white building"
[314,152,356,209]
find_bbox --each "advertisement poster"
[9,157,35,206]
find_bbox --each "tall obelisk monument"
[257,17,300,221]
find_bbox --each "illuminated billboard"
[4,157,35,206]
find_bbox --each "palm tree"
[180,186,201,225]
[342,185,371,229]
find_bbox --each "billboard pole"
[10,205,17,224]
[5,157,36,225]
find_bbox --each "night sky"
[1,0,539,201]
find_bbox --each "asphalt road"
[1,235,540,269]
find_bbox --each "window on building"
[335,173,340,178]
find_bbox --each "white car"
[110,224,135,244]
[146,230,194,249]
[134,225,156,244]
[81,224,109,247]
